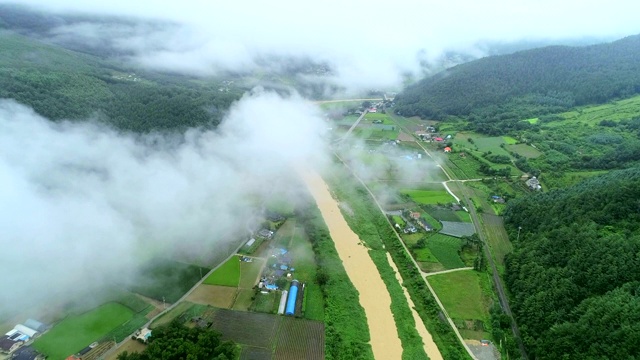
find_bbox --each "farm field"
[414,247,439,263]
[426,234,465,269]
[149,301,194,329]
[552,94,640,126]
[207,308,325,360]
[440,221,475,237]
[274,317,325,360]
[185,284,237,308]
[130,259,209,303]
[506,143,542,158]
[482,214,513,268]
[401,187,456,205]
[455,210,472,223]
[424,207,464,222]
[428,270,489,321]
[272,218,297,248]
[232,289,254,311]
[542,170,609,189]
[446,154,484,179]
[33,303,133,360]
[239,258,264,288]
[204,256,240,287]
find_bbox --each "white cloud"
[4,0,639,91]
[0,91,329,315]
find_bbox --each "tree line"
[395,34,640,135]
[503,167,640,359]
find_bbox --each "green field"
[414,247,439,263]
[553,94,640,126]
[204,256,241,287]
[391,215,406,227]
[289,222,325,321]
[525,117,539,124]
[33,303,133,359]
[424,207,462,222]
[503,136,518,145]
[455,210,472,223]
[446,154,484,179]
[239,259,264,288]
[429,270,489,321]
[150,302,194,329]
[401,188,455,205]
[426,234,464,269]
[481,214,513,269]
[506,143,542,158]
[272,218,297,248]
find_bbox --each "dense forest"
[503,168,640,359]
[0,31,243,132]
[117,321,238,360]
[395,35,640,134]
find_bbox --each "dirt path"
[386,253,443,360]
[300,169,403,360]
[425,267,474,277]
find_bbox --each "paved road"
[459,187,528,359]
[333,152,479,360]
[386,110,528,360]
[340,110,368,141]
[100,243,246,359]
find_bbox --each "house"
[403,225,417,234]
[409,212,421,220]
[0,335,23,354]
[258,229,274,239]
[435,137,444,142]
[12,346,42,360]
[526,176,542,190]
[444,147,452,153]
[491,195,505,203]
[135,328,152,342]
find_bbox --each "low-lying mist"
[0,90,329,317]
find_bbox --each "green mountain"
[0,31,243,132]
[503,167,640,359]
[395,35,640,134]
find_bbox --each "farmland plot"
[440,221,475,237]
[427,234,465,269]
[274,317,325,360]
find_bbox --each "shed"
[444,147,452,153]
[23,319,47,333]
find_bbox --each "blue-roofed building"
[265,284,278,291]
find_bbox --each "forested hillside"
[396,35,640,134]
[503,167,640,359]
[0,31,243,132]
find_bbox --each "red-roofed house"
[444,147,452,153]
[435,137,444,142]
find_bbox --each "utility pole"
[162,296,166,309]
[517,226,522,242]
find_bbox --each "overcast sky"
[4,0,640,90]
